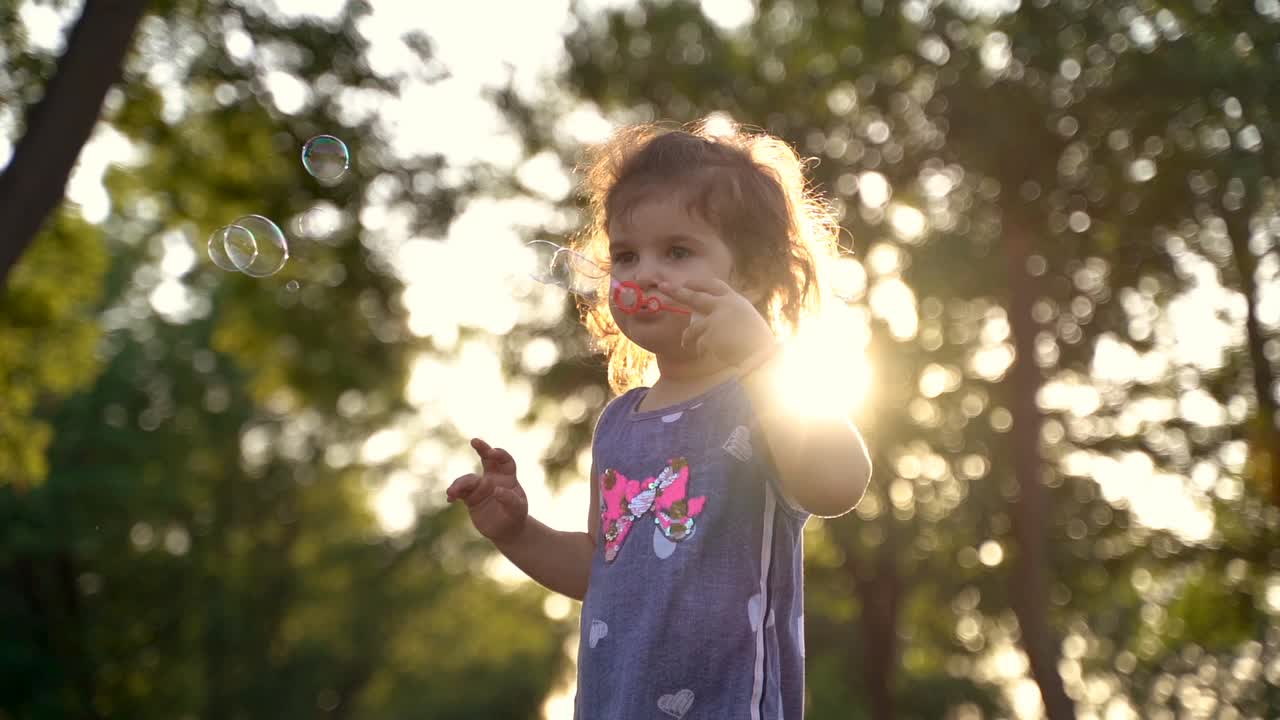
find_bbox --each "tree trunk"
[12,551,104,719]
[1222,203,1280,508]
[847,529,902,720]
[203,465,235,720]
[0,0,148,289]
[1001,206,1075,719]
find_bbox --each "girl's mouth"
[610,280,691,316]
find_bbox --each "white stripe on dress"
[750,490,777,720]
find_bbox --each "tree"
[2,1,573,717]
[498,0,1280,716]
[0,0,148,288]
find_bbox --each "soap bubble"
[526,240,607,301]
[293,202,342,241]
[225,231,257,272]
[301,135,349,183]
[230,215,289,277]
[208,224,256,271]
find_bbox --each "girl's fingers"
[447,473,480,502]
[470,437,490,458]
[472,437,516,475]
[683,326,708,353]
[495,486,528,514]
[681,313,708,350]
[660,281,719,313]
[679,277,732,297]
[486,446,517,475]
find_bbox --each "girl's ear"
[729,256,771,308]
[741,282,768,306]
[732,266,769,306]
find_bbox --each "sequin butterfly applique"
[599,458,707,562]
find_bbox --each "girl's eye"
[610,248,688,264]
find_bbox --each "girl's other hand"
[446,437,529,544]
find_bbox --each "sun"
[771,302,873,420]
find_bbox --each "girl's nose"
[632,256,663,289]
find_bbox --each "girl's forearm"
[493,515,595,601]
[741,352,872,517]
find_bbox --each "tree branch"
[0,0,148,288]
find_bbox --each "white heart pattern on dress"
[766,608,776,628]
[657,688,694,718]
[747,592,763,632]
[589,619,608,648]
[723,425,752,462]
[653,527,677,559]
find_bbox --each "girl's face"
[606,191,742,357]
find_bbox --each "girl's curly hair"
[569,118,843,395]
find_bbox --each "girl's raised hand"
[660,278,775,368]
[445,437,529,544]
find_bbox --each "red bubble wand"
[610,279,691,315]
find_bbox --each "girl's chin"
[623,329,685,357]
[620,315,680,340]
[634,337,702,362]
[625,317,717,359]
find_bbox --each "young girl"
[446,120,872,719]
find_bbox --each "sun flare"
[772,302,873,420]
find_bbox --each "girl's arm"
[740,347,872,518]
[492,473,599,602]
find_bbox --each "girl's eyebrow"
[611,233,702,249]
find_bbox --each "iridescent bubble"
[230,215,289,277]
[208,224,256,272]
[301,135,349,182]
[293,202,342,241]
[225,230,257,272]
[525,239,607,301]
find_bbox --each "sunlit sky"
[10,0,1278,717]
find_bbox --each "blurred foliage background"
[3,0,1280,718]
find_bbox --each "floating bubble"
[301,135,349,182]
[293,202,342,240]
[286,280,300,291]
[208,224,256,272]
[526,239,607,301]
[230,215,289,277]
[225,229,257,271]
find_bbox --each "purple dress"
[574,376,810,720]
